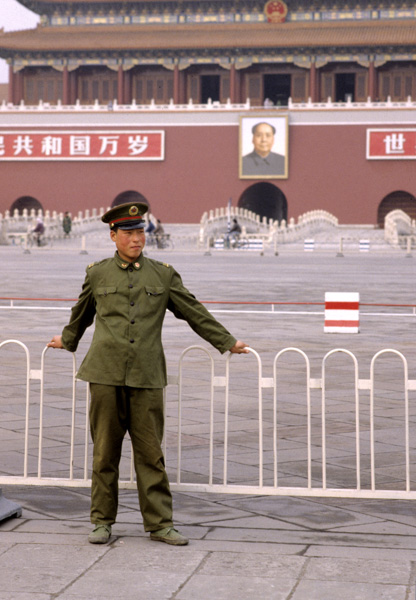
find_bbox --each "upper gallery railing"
[1,97,416,113]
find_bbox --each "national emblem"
[264,0,288,23]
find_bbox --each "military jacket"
[61,252,236,388]
[242,150,285,176]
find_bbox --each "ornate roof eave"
[17,0,220,14]
[4,44,416,65]
[1,19,416,56]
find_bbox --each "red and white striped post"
[324,292,360,333]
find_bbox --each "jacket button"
[130,339,134,343]
[128,284,133,289]
[130,301,134,306]
[131,320,135,324]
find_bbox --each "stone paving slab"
[0,543,108,595]
[176,575,296,600]
[1,236,416,598]
[0,595,52,600]
[290,580,409,600]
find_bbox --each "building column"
[230,64,236,103]
[8,65,15,104]
[15,70,24,104]
[62,65,70,105]
[173,64,180,104]
[174,65,186,104]
[69,69,77,104]
[117,65,124,104]
[309,61,317,102]
[230,64,242,104]
[368,59,377,101]
[180,69,187,104]
[124,69,132,104]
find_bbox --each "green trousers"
[89,384,173,532]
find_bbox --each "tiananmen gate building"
[0,0,415,225]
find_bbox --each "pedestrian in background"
[62,212,72,237]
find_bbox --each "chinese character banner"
[0,130,165,160]
[367,129,416,160]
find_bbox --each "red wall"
[1,121,415,224]
[284,123,415,224]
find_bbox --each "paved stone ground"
[0,228,416,599]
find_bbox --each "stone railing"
[199,207,339,248]
[1,96,416,113]
[0,98,251,113]
[273,210,339,244]
[0,207,109,245]
[199,206,277,246]
[288,96,416,111]
[384,209,416,249]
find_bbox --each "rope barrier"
[0,296,415,312]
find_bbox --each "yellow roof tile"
[0,19,415,52]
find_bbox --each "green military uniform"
[61,250,236,531]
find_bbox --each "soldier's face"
[252,123,275,157]
[110,227,146,261]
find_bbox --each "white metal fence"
[1,340,415,499]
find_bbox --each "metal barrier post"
[370,349,410,492]
[204,236,211,256]
[80,235,88,254]
[23,234,30,255]
[336,237,344,257]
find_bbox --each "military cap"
[102,202,148,230]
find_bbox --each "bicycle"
[146,233,174,250]
[222,234,250,250]
[27,232,48,247]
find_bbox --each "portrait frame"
[239,114,289,179]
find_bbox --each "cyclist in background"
[154,219,165,248]
[225,218,242,248]
[32,217,45,247]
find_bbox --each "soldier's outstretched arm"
[47,335,64,349]
[229,340,249,354]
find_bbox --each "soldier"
[47,201,248,546]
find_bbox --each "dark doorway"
[10,196,43,215]
[335,73,355,102]
[377,190,416,228]
[263,74,291,106]
[201,75,220,103]
[238,182,288,223]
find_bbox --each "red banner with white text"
[367,129,416,160]
[0,129,165,161]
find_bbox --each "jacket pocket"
[145,285,165,297]
[97,286,117,297]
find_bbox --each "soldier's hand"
[229,340,250,354]
[47,335,64,349]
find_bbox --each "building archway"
[377,190,416,228]
[10,196,43,215]
[112,190,150,212]
[237,182,287,223]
